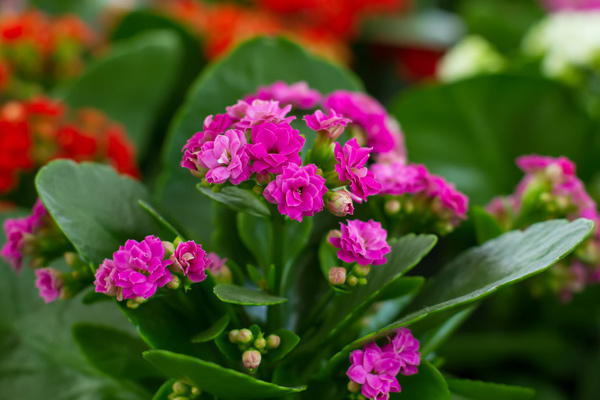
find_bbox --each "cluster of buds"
[486,155,600,301]
[168,381,201,400]
[0,10,93,99]
[228,327,281,372]
[0,97,139,195]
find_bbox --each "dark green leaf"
[447,379,535,400]
[72,323,162,381]
[215,332,241,361]
[390,361,450,400]
[143,350,306,399]
[392,75,595,204]
[198,186,270,219]
[264,329,300,362]
[139,200,183,240]
[246,264,265,287]
[237,213,272,269]
[35,160,170,266]
[319,219,593,378]
[152,379,177,400]
[192,315,230,343]
[318,238,351,294]
[471,206,504,244]
[58,31,182,158]
[82,289,113,305]
[213,284,287,306]
[155,36,361,242]
[378,276,425,302]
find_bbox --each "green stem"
[267,208,286,331]
[297,287,334,335]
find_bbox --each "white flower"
[437,35,505,82]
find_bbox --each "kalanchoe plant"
[5,38,597,400]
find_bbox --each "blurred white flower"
[437,35,505,83]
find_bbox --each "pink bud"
[266,334,281,349]
[329,267,347,285]
[242,350,261,370]
[326,190,354,217]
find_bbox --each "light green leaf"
[213,284,287,306]
[191,315,230,343]
[143,350,306,399]
[138,200,183,240]
[447,378,535,400]
[471,206,504,244]
[198,186,270,219]
[152,379,177,400]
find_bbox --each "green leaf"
[214,332,240,361]
[237,213,272,269]
[391,75,595,204]
[312,234,437,343]
[318,238,351,294]
[246,264,265,287]
[155,36,361,242]
[139,200,183,240]
[471,206,504,244]
[213,284,287,306]
[264,329,300,362]
[57,30,182,158]
[319,218,593,378]
[152,379,177,400]
[143,350,306,399]
[378,276,425,302]
[35,160,170,266]
[390,361,450,400]
[72,323,162,381]
[191,315,230,343]
[198,186,270,219]
[447,379,535,400]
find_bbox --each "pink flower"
[208,252,228,273]
[334,138,381,200]
[371,162,429,195]
[111,235,172,300]
[1,199,47,272]
[382,328,421,376]
[427,176,468,220]
[347,342,401,400]
[330,219,391,266]
[173,240,208,283]
[196,129,252,185]
[374,119,407,165]
[516,154,575,177]
[248,122,304,174]
[303,109,351,140]
[326,189,354,217]
[35,268,63,303]
[263,163,327,221]
[181,114,235,171]
[94,259,119,297]
[245,81,321,109]
[227,99,295,131]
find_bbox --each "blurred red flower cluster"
[0,97,139,194]
[0,11,94,99]
[162,0,407,63]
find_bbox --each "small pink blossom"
[330,219,391,266]
[195,129,252,185]
[303,109,351,140]
[347,342,401,400]
[183,114,234,152]
[227,99,295,131]
[35,267,63,303]
[371,162,429,195]
[173,240,208,283]
[334,138,381,201]
[326,190,355,217]
[382,328,421,376]
[248,122,304,174]
[263,163,327,221]
[516,154,575,177]
[427,176,469,220]
[375,119,407,164]
[245,81,321,109]
[208,252,228,273]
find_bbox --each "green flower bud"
[228,329,240,343]
[237,328,253,344]
[266,334,281,349]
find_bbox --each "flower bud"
[126,296,146,309]
[326,190,354,217]
[348,381,361,393]
[354,264,370,277]
[190,387,201,398]
[167,275,181,290]
[252,185,264,195]
[347,275,358,287]
[237,328,253,344]
[255,172,272,186]
[266,334,281,349]
[254,337,266,350]
[172,381,189,395]
[326,229,342,245]
[242,350,261,371]
[357,277,368,286]
[228,329,240,343]
[328,267,347,285]
[163,241,175,256]
[384,199,401,215]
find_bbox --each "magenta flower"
[427,176,468,220]
[248,122,304,174]
[173,240,208,283]
[208,252,227,273]
[330,219,391,266]
[374,119,407,165]
[94,259,119,297]
[263,163,327,221]
[111,235,173,300]
[334,138,382,200]
[227,99,295,131]
[516,154,575,177]
[181,114,235,172]
[347,342,401,400]
[35,267,63,303]
[371,162,428,196]
[195,129,252,185]
[303,109,351,140]
[1,199,47,272]
[245,81,321,109]
[382,328,421,376]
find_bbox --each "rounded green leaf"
[390,361,450,400]
[192,315,230,343]
[198,186,270,219]
[237,213,273,270]
[264,329,300,362]
[138,200,183,240]
[143,350,306,399]
[213,284,288,306]
[35,160,171,266]
[447,379,535,400]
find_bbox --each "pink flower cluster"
[486,155,600,300]
[1,199,47,271]
[35,267,64,303]
[245,81,321,109]
[347,328,420,400]
[94,236,216,301]
[330,219,391,266]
